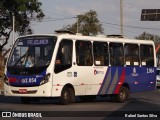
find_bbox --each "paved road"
[0,89,160,120]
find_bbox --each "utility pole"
[120,0,124,35]
[12,13,15,46]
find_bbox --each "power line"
[103,24,139,35]
[43,10,69,18]
[35,16,160,31]
[30,17,76,23]
[29,15,160,32]
[101,21,160,31]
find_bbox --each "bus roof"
[16,33,155,45]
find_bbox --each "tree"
[135,32,160,47]
[63,10,104,36]
[0,0,44,56]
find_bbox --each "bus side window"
[54,39,73,73]
[109,42,124,66]
[76,40,93,66]
[140,45,154,66]
[93,41,109,66]
[124,44,139,66]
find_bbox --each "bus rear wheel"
[60,87,75,105]
[115,86,130,103]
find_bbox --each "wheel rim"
[120,90,126,100]
[64,91,69,100]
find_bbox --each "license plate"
[19,89,27,93]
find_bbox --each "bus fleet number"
[21,78,36,83]
[147,68,154,73]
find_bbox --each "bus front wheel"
[60,87,75,105]
[114,86,130,103]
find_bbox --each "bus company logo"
[132,67,138,76]
[94,70,104,75]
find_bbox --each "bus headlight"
[40,73,51,85]
[4,74,9,85]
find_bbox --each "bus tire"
[60,87,75,105]
[69,88,75,103]
[21,97,31,104]
[115,86,130,103]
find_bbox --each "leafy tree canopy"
[0,0,44,54]
[63,10,104,36]
[135,32,160,47]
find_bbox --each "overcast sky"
[30,0,160,39]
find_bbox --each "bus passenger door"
[75,40,95,95]
[139,44,156,91]
[124,44,142,92]
[52,39,75,96]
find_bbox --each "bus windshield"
[8,36,57,69]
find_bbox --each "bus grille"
[11,90,37,94]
